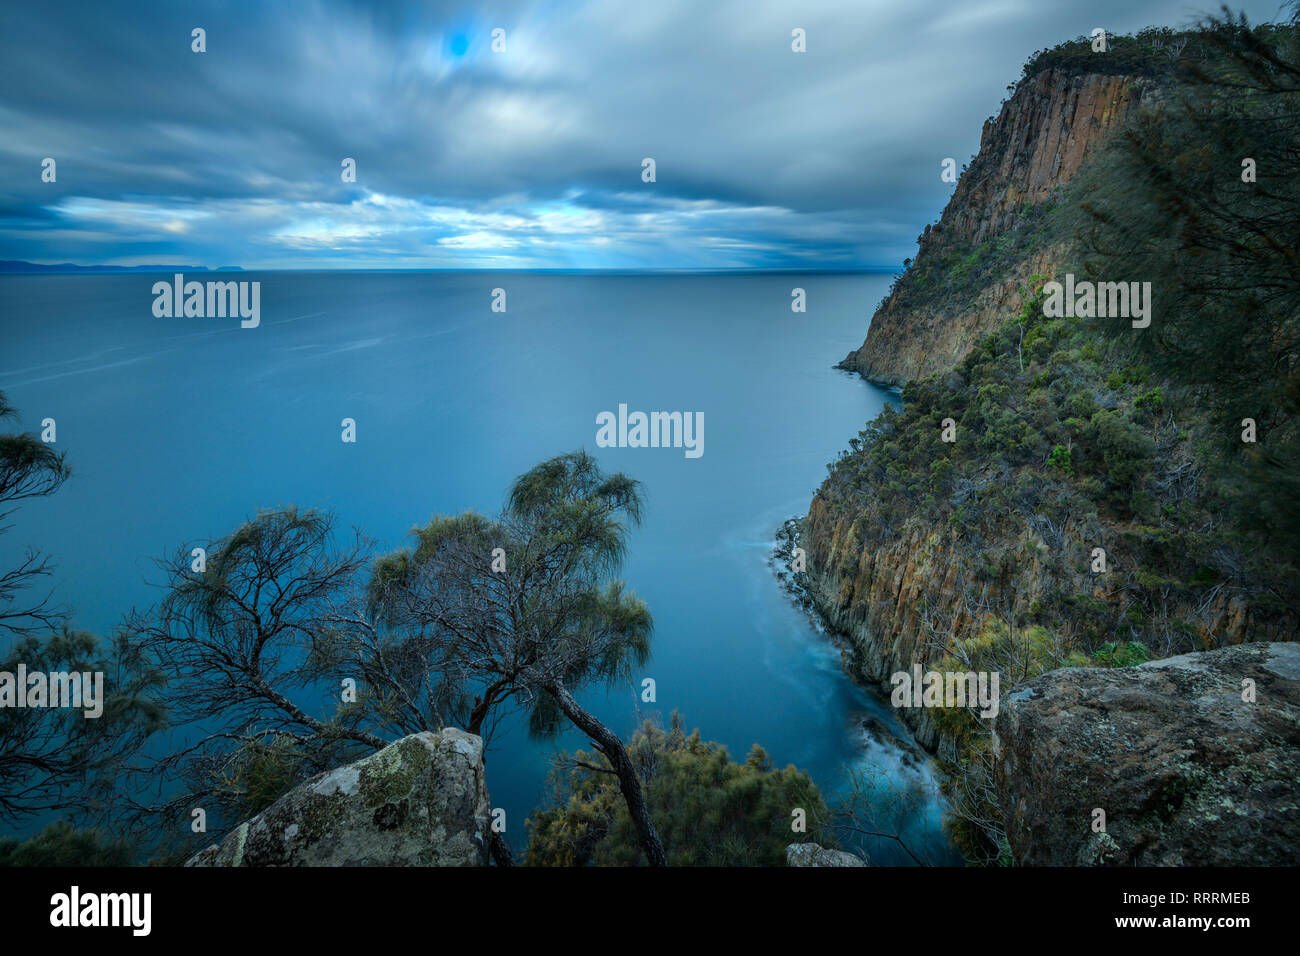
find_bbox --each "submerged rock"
[186,729,491,867]
[994,643,1300,866]
[786,843,866,867]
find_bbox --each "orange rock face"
[841,69,1144,387]
[947,70,1141,246]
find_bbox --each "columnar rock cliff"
[840,68,1143,386]
[801,496,1272,756]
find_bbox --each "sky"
[0,0,1288,270]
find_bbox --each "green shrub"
[0,821,134,867]
[526,713,829,866]
[1092,641,1152,668]
[1047,444,1074,475]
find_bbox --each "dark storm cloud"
[0,0,1285,268]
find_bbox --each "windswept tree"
[0,391,164,832]
[133,453,668,865]
[326,450,667,865]
[126,507,380,829]
[0,627,165,824]
[0,390,71,637]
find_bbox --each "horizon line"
[0,263,903,276]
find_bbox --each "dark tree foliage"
[338,450,666,865]
[525,712,830,867]
[0,628,165,824]
[0,390,71,637]
[1078,7,1300,563]
[126,507,380,835]
[1020,27,1215,81]
[0,390,164,840]
[131,453,668,865]
[0,820,134,867]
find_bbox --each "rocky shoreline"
[771,516,951,761]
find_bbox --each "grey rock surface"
[186,729,491,867]
[994,642,1300,865]
[786,843,866,867]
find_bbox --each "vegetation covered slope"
[525,713,829,866]
[804,12,1300,862]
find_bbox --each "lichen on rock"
[186,728,491,867]
[993,643,1300,865]
[786,843,866,867]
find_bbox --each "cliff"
[802,482,1286,755]
[798,24,1300,864]
[840,68,1144,386]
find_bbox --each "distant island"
[0,261,243,274]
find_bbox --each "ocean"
[0,270,959,864]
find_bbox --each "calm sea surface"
[0,271,959,864]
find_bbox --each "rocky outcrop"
[993,643,1300,865]
[786,843,866,867]
[841,68,1144,386]
[186,729,491,867]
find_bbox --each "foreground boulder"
[187,729,491,866]
[786,843,865,867]
[994,642,1300,865]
